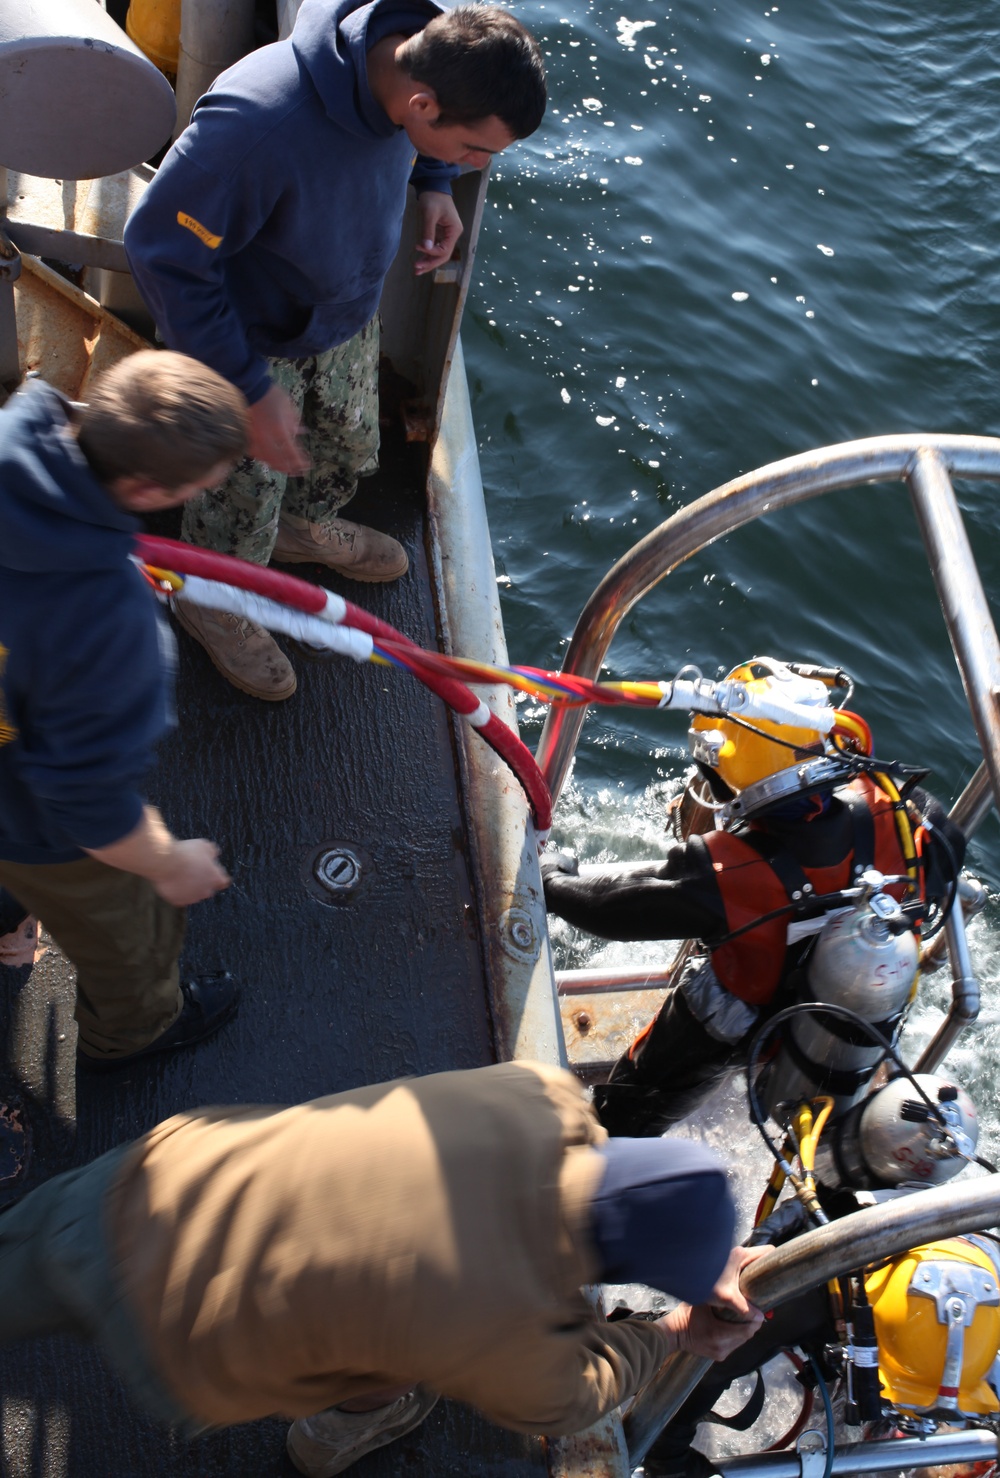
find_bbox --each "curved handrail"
[535,434,1000,809]
[622,1174,1000,1469]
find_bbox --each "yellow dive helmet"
[688,658,867,816]
[866,1238,1000,1418]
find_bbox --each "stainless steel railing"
[710,1429,998,1478]
[536,435,1000,813]
[622,1175,1000,1469]
[541,437,1000,1465]
[545,436,1000,1054]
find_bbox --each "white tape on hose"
[177,578,373,662]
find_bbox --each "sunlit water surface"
[464,0,1000,1452]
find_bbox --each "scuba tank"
[759,870,918,1124]
[816,1073,979,1191]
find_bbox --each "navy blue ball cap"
[588,1137,735,1304]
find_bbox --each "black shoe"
[76,972,240,1074]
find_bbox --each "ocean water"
[467,0,1000,818]
[462,0,1000,1149]
[462,2,1000,1418]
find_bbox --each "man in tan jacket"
[0,1060,764,1477]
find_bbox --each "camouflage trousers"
[181,316,380,565]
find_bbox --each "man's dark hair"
[77,350,248,491]
[398,6,546,139]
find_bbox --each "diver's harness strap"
[730,783,879,951]
[732,788,897,1096]
[705,1369,767,1430]
[736,830,814,912]
[780,1003,903,1098]
[840,787,876,878]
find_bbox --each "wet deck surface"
[0,426,548,1477]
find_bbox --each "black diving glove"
[539,847,580,883]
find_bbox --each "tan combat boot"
[287,1389,439,1478]
[173,599,297,701]
[273,513,409,582]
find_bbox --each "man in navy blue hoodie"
[124,0,545,702]
[0,352,249,1071]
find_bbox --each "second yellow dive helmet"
[867,1237,1000,1418]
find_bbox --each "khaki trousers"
[0,857,184,1058]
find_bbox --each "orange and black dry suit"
[541,779,963,1137]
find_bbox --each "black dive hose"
[916,812,961,940]
[744,1000,999,1173]
[712,887,865,949]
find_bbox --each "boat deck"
[0,421,548,1476]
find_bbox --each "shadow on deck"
[0,423,547,1477]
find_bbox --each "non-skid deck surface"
[0,427,547,1477]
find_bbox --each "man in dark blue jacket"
[0,352,249,1071]
[125,0,546,702]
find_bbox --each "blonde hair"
[77,351,248,489]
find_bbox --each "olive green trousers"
[0,857,183,1059]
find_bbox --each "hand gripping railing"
[622,1175,1000,1471]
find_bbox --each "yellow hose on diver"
[871,770,921,900]
[755,1098,835,1229]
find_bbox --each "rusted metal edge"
[380,168,491,448]
[426,337,565,1065]
[545,1410,632,1478]
[429,168,490,443]
[426,342,630,1478]
[17,255,148,347]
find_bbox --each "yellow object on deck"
[125,0,182,77]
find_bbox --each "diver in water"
[541,658,966,1138]
[629,1059,990,1478]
